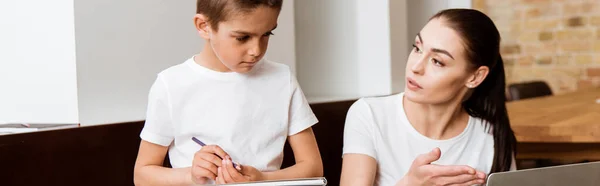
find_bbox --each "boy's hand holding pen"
[192,137,240,168]
[190,137,242,184]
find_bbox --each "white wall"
[75,0,200,125]
[407,0,472,47]
[75,0,298,125]
[0,0,297,126]
[449,0,472,9]
[295,0,359,101]
[390,0,410,94]
[356,0,392,96]
[0,0,79,124]
[266,0,296,73]
[295,0,409,103]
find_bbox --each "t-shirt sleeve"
[342,99,377,160]
[139,74,174,146]
[287,74,318,136]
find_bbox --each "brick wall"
[473,0,600,94]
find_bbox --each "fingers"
[236,164,242,171]
[437,173,484,185]
[413,148,441,166]
[194,152,222,175]
[447,178,486,186]
[224,158,246,182]
[429,166,486,186]
[200,145,229,160]
[217,167,226,184]
[221,158,247,183]
[475,171,486,180]
[192,166,216,182]
[234,161,242,171]
[194,160,219,176]
[240,165,253,176]
[221,159,236,183]
[429,164,477,177]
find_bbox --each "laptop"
[486,161,600,186]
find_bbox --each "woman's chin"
[404,89,427,103]
[404,89,419,99]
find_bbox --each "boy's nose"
[248,41,263,58]
[248,49,259,58]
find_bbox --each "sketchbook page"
[0,128,39,135]
[215,177,327,186]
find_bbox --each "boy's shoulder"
[156,57,195,78]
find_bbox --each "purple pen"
[191,137,239,168]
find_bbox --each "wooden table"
[507,87,600,160]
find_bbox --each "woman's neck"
[403,95,470,140]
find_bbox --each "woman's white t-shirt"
[343,93,515,186]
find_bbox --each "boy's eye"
[263,31,274,37]
[236,32,274,42]
[236,35,250,42]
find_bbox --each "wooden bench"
[0,100,354,186]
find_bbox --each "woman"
[340,9,516,186]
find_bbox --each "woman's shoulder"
[349,93,403,117]
[361,93,401,102]
[468,116,496,139]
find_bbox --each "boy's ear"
[194,14,211,40]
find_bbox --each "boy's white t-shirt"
[140,56,318,171]
[343,93,515,186]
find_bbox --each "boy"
[133,0,323,185]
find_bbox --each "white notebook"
[217,177,327,186]
[0,127,38,135]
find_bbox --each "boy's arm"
[260,72,323,179]
[263,127,323,180]
[134,140,193,186]
[136,75,196,185]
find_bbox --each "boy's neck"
[196,42,232,72]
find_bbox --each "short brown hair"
[196,0,283,31]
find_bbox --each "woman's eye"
[412,44,422,53]
[432,58,445,67]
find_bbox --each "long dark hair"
[431,9,517,173]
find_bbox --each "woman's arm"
[341,148,486,186]
[340,154,378,186]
